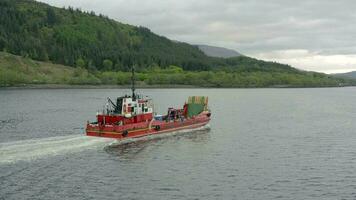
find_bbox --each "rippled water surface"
[1,88,356,200]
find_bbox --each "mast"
[131,65,136,100]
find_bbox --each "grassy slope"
[0,51,100,86]
[1,51,354,87]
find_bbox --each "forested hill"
[1,0,299,73]
[0,0,215,71]
[0,0,354,87]
[0,0,212,71]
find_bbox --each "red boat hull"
[86,112,210,140]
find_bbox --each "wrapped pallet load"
[186,96,208,118]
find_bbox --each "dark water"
[1,88,356,200]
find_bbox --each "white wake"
[0,135,114,164]
[0,124,210,164]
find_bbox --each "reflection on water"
[105,127,211,159]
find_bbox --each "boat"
[85,67,211,140]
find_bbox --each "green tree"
[103,59,113,71]
[46,8,58,26]
[87,60,97,71]
[76,58,85,68]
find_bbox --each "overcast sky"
[39,0,356,73]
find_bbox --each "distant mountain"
[197,45,242,58]
[333,71,356,79]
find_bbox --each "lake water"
[1,88,356,200]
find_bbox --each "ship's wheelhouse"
[120,96,153,116]
[97,95,154,125]
[95,66,155,125]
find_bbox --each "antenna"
[131,65,136,100]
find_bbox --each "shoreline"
[0,84,200,89]
[0,84,354,89]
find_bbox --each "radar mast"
[131,65,136,100]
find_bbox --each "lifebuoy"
[122,130,128,137]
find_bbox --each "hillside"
[0,0,354,87]
[197,45,242,58]
[1,0,307,73]
[0,51,100,85]
[0,0,212,71]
